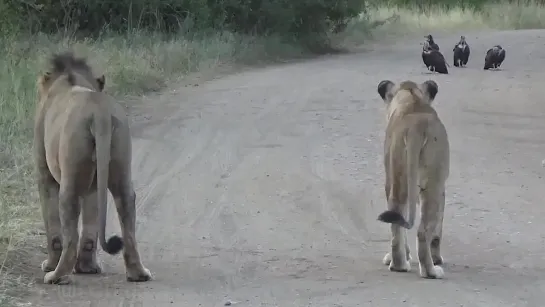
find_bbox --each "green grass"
[2,1,545,304]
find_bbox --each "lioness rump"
[34,51,152,285]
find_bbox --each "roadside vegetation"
[337,1,545,44]
[1,0,545,305]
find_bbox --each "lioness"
[34,52,152,284]
[376,79,450,279]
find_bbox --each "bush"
[1,0,366,38]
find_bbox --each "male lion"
[376,79,450,279]
[33,52,152,285]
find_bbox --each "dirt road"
[27,29,545,306]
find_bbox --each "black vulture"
[425,34,440,51]
[453,35,470,67]
[484,45,506,70]
[422,41,448,74]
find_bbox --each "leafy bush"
[0,0,366,38]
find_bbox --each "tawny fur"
[34,51,152,285]
[376,80,450,279]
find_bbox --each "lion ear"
[377,80,395,103]
[37,72,52,98]
[42,71,52,82]
[421,80,438,102]
[96,75,105,91]
[37,72,51,88]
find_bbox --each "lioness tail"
[377,126,424,230]
[377,210,411,229]
[404,126,423,230]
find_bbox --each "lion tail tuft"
[103,235,124,255]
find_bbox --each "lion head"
[37,52,105,100]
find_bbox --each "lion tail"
[92,105,124,255]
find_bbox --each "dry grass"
[338,1,545,44]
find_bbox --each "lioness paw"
[127,267,152,282]
[389,260,411,272]
[44,272,72,285]
[419,264,445,279]
[383,252,411,266]
[382,253,392,265]
[432,256,444,265]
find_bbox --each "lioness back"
[384,83,449,200]
[376,79,450,280]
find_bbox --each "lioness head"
[377,80,438,119]
[37,52,105,100]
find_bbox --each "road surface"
[26,29,545,306]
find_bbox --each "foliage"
[0,0,366,38]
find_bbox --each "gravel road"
[27,29,545,307]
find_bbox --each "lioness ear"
[422,80,438,101]
[377,80,394,103]
[96,75,105,91]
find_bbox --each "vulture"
[453,35,470,67]
[484,45,506,70]
[425,34,440,51]
[422,41,448,74]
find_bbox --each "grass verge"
[338,1,545,44]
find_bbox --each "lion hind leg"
[44,182,80,285]
[111,181,152,282]
[75,190,102,274]
[38,170,62,273]
[416,186,445,279]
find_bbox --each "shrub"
[1,0,366,39]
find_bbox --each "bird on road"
[484,45,506,70]
[422,40,449,74]
[453,35,470,67]
[425,34,440,51]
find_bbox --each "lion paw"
[126,267,152,282]
[419,264,445,279]
[44,272,72,285]
[74,260,102,274]
[41,260,56,273]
